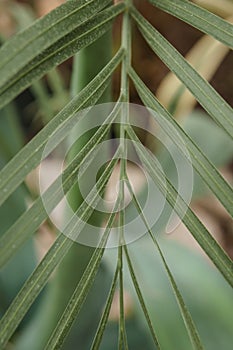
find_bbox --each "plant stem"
[117,2,132,348]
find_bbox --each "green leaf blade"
[127,126,233,288]
[0,101,122,267]
[148,0,233,48]
[0,150,120,348]
[0,48,124,207]
[128,67,233,219]
[124,243,161,349]
[0,0,111,88]
[126,180,204,350]
[44,200,120,350]
[130,8,233,139]
[0,3,125,109]
[90,267,119,350]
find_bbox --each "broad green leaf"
[126,126,233,288]
[0,48,124,207]
[0,105,37,323]
[0,3,125,109]
[184,112,233,167]
[0,104,24,158]
[30,70,67,125]
[90,267,119,350]
[128,236,233,350]
[0,102,122,268]
[126,179,203,350]
[123,241,161,349]
[183,112,233,197]
[148,0,233,48]
[128,68,233,218]
[0,150,120,349]
[130,8,233,139]
[30,80,55,122]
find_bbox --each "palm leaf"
[0,0,232,348]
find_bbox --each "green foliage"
[0,1,232,349]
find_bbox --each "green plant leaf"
[0,149,120,349]
[0,105,37,323]
[130,8,233,139]
[153,111,233,200]
[183,111,233,197]
[0,102,122,268]
[0,0,111,88]
[127,236,233,350]
[0,0,232,348]
[0,48,123,207]
[125,179,203,350]
[148,0,233,48]
[90,267,119,350]
[123,241,161,349]
[0,2,125,109]
[44,195,122,350]
[128,67,233,218]
[126,126,233,288]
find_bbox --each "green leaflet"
[125,179,203,350]
[127,126,233,288]
[128,67,233,218]
[0,102,122,268]
[90,267,119,350]
[0,48,124,207]
[0,0,111,87]
[148,0,233,48]
[0,149,120,348]
[0,0,232,348]
[44,194,122,350]
[0,3,125,109]
[130,8,233,139]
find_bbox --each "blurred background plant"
[0,0,232,349]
